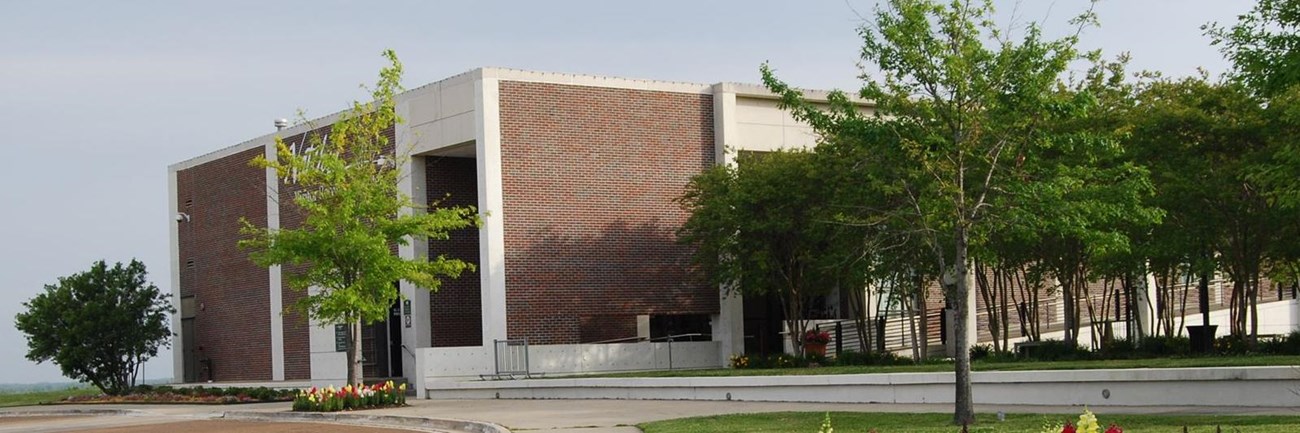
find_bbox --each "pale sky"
[0,1,1250,384]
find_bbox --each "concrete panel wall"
[421,341,721,382]
[731,96,820,152]
[407,74,478,155]
[427,366,1300,408]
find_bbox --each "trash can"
[1187,325,1217,354]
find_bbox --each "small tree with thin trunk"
[240,50,479,386]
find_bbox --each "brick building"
[169,68,844,388]
[170,67,1300,393]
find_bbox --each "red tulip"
[1105,424,1123,433]
[1061,422,1076,433]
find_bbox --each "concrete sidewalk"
[355,399,1300,433]
[2,399,1297,433]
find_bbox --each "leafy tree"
[239,50,480,385]
[1211,0,1300,296]
[15,260,173,396]
[1130,76,1288,340]
[1205,0,1300,98]
[810,108,940,359]
[678,150,844,356]
[761,0,1127,424]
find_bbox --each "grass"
[582,355,1300,378]
[639,411,1300,433]
[0,387,99,408]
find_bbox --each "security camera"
[176,212,191,223]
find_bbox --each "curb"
[223,410,511,433]
[0,408,139,417]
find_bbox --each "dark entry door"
[361,299,403,378]
[386,301,403,376]
[743,292,785,355]
[181,318,197,382]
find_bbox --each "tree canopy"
[758,0,1159,424]
[239,50,480,385]
[15,260,173,396]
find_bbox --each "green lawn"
[584,355,1300,378]
[0,387,99,408]
[640,412,1300,433]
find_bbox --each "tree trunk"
[917,275,930,360]
[953,227,975,425]
[1199,269,1211,328]
[347,319,364,386]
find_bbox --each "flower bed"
[293,381,406,412]
[60,385,295,404]
[813,409,1124,433]
[1043,409,1123,433]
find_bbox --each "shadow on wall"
[507,219,717,345]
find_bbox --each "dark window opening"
[649,314,710,342]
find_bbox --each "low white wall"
[421,341,722,381]
[426,366,1300,408]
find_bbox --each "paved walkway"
[382,399,1300,432]
[1,399,1296,433]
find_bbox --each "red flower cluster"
[803,329,831,344]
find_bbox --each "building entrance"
[362,300,404,379]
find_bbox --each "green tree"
[1205,0,1300,98]
[1210,0,1300,290]
[239,50,480,385]
[1130,77,1285,340]
[678,150,844,356]
[15,260,173,396]
[763,0,1114,423]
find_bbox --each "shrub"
[833,350,909,366]
[124,385,296,401]
[1135,336,1190,357]
[1257,330,1300,355]
[970,344,1015,362]
[1098,338,1137,359]
[1022,340,1091,361]
[1215,334,1253,355]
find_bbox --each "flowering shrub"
[804,329,831,344]
[292,381,406,412]
[1043,409,1122,433]
[729,353,809,369]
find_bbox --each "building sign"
[284,131,330,185]
[334,324,348,352]
[403,299,412,328]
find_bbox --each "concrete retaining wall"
[426,366,1300,408]
[420,341,721,379]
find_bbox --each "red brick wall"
[276,124,395,379]
[426,156,482,347]
[497,81,719,344]
[276,127,336,381]
[176,147,271,382]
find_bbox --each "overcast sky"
[0,1,1250,384]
